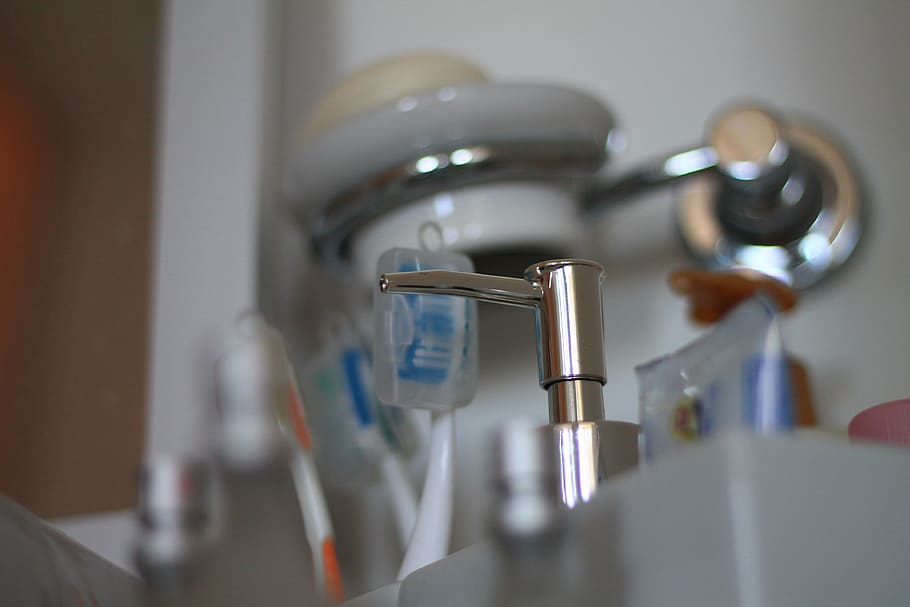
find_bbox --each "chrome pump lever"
[380,259,638,508]
[585,104,864,289]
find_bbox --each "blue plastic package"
[636,296,793,461]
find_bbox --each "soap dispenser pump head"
[379,258,607,425]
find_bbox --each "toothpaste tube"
[636,296,793,461]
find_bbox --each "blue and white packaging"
[636,296,793,461]
[300,319,420,488]
[373,248,478,411]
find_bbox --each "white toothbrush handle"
[397,410,454,580]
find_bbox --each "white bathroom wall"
[146,0,282,459]
[281,0,910,591]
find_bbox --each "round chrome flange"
[676,122,863,289]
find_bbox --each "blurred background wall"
[5,0,906,585]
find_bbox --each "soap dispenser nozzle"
[380,259,607,424]
[380,259,637,506]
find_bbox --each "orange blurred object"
[0,53,48,489]
[668,267,816,426]
[668,267,798,325]
[322,538,345,603]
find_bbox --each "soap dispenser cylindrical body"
[526,260,607,391]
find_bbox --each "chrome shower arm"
[584,146,718,211]
[582,104,863,290]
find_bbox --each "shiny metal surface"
[525,260,606,388]
[586,103,863,288]
[548,379,604,424]
[584,145,717,207]
[135,457,213,586]
[551,421,599,508]
[548,420,639,509]
[677,122,862,289]
[710,105,791,187]
[380,269,538,308]
[381,259,606,391]
[138,457,212,529]
[380,259,635,509]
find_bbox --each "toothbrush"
[336,343,418,548]
[395,280,468,580]
[281,357,345,604]
[372,246,478,580]
[397,408,454,580]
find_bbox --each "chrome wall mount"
[293,90,863,290]
[586,104,864,289]
[379,259,639,508]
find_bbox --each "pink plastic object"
[848,399,910,447]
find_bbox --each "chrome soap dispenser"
[379,259,639,507]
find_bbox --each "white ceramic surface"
[349,181,580,286]
[288,82,616,217]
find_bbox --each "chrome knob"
[710,105,791,191]
[707,104,825,247]
[586,102,863,289]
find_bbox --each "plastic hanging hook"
[417,221,445,253]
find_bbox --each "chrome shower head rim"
[676,120,863,289]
